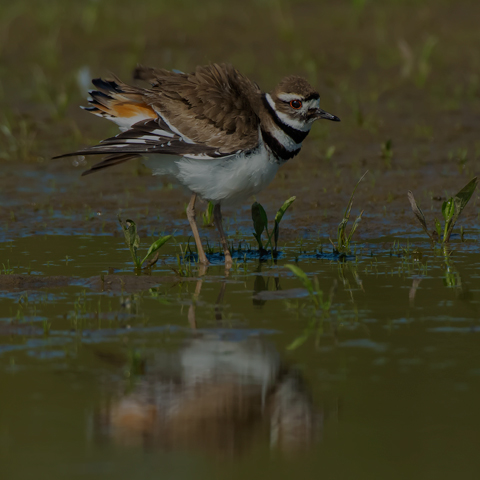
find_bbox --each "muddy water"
[2,229,480,479]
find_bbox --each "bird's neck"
[259,93,311,162]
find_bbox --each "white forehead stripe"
[277,93,304,102]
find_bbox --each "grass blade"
[455,176,478,212]
[407,191,433,242]
[336,171,367,250]
[274,196,296,224]
[273,196,296,251]
[444,176,478,242]
[141,235,172,265]
[202,201,215,227]
[347,210,364,244]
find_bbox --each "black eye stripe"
[261,95,310,144]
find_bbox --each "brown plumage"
[134,63,262,152]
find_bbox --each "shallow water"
[2,232,480,479]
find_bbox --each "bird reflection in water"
[95,281,323,456]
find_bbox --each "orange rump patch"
[112,102,157,119]
[96,101,157,119]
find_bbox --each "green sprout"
[2,261,14,275]
[251,196,296,254]
[408,177,478,243]
[118,216,172,270]
[330,172,367,255]
[202,201,215,227]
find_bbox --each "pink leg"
[186,193,209,266]
[213,203,232,268]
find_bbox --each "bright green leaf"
[442,199,454,222]
[274,196,296,225]
[273,196,296,250]
[141,235,172,265]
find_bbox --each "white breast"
[146,144,279,205]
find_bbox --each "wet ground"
[2,0,480,479]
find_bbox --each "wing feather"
[55,63,261,175]
[135,63,261,152]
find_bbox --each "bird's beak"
[315,108,340,122]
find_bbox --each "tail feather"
[83,76,156,129]
[81,154,141,176]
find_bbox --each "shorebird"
[56,63,340,267]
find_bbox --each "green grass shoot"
[330,171,368,255]
[118,216,172,270]
[202,201,215,227]
[251,196,296,253]
[408,176,478,243]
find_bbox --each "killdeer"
[56,63,339,267]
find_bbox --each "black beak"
[315,108,340,122]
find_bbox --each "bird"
[55,63,340,268]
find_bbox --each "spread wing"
[54,64,262,175]
[134,63,261,152]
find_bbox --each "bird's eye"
[289,99,302,109]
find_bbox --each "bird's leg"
[186,193,209,266]
[214,281,227,322]
[213,203,232,268]
[188,278,203,329]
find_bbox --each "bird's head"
[267,76,340,130]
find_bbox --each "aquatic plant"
[202,201,215,227]
[170,236,196,277]
[118,216,172,270]
[330,172,367,255]
[251,196,296,253]
[408,177,478,243]
[174,252,195,277]
[1,260,14,275]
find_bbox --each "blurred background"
[1,0,480,235]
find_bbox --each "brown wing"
[54,64,262,175]
[134,63,262,153]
